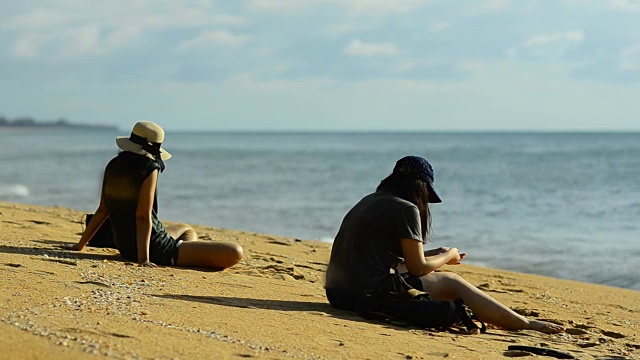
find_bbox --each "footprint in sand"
[272,274,297,282]
[237,268,265,277]
[478,282,523,294]
[512,307,540,317]
[261,264,307,281]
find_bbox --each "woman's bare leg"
[418,272,564,334]
[166,223,198,241]
[176,241,243,269]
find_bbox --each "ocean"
[1,129,639,290]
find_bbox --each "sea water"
[1,129,639,290]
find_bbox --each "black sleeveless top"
[102,151,176,262]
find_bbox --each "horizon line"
[161,128,640,134]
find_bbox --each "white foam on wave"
[319,236,335,243]
[0,184,30,197]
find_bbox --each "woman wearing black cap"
[325,156,564,334]
[59,121,243,269]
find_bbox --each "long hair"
[376,173,432,240]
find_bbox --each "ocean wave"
[318,236,335,243]
[0,184,30,197]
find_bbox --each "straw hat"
[116,121,172,161]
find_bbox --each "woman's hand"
[56,243,82,251]
[445,248,467,265]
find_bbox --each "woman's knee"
[179,224,197,241]
[217,243,243,268]
[167,223,198,241]
[227,243,244,262]
[421,271,467,299]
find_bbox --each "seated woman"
[325,155,564,334]
[59,121,243,269]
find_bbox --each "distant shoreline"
[0,118,117,131]
[0,124,117,130]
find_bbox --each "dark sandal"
[507,345,575,359]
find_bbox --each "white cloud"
[341,0,429,16]
[245,0,318,13]
[483,0,511,11]
[3,2,247,33]
[344,39,399,56]
[3,1,248,59]
[608,0,640,11]
[13,34,45,58]
[392,61,419,72]
[56,25,103,58]
[525,31,585,47]
[104,26,141,48]
[180,30,251,49]
[323,23,358,36]
[430,21,451,32]
[12,25,105,59]
[3,9,73,30]
[619,43,640,71]
[520,31,585,59]
[246,0,429,16]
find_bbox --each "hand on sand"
[138,261,159,268]
[527,320,565,334]
[56,243,81,251]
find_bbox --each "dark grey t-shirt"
[102,151,176,263]
[325,191,423,293]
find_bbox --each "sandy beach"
[0,201,638,360]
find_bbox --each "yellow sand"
[0,201,638,359]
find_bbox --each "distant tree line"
[0,115,116,129]
[0,115,70,127]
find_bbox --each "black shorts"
[118,238,182,266]
[326,272,424,311]
[149,239,182,266]
[398,272,424,291]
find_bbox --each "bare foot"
[527,320,565,334]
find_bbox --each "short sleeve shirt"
[325,191,423,293]
[102,151,176,262]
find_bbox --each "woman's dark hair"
[376,172,432,240]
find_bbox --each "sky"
[1,0,640,131]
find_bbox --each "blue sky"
[1,0,639,131]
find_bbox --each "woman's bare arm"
[136,170,158,267]
[401,239,463,276]
[59,194,108,251]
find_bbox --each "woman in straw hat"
[325,155,565,334]
[59,121,243,269]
